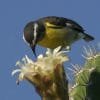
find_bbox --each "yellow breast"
[38,23,76,49]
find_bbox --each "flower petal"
[53,46,61,55]
[12,69,21,76]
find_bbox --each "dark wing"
[37,16,84,32]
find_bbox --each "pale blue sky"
[0,0,100,100]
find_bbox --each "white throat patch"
[23,33,30,46]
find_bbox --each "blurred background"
[0,0,100,100]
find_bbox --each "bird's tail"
[83,33,94,42]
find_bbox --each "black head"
[23,21,45,56]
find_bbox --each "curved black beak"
[30,44,37,57]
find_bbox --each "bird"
[23,16,94,56]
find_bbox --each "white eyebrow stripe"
[32,23,38,45]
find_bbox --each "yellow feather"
[38,22,77,49]
[45,22,59,27]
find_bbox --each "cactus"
[12,45,100,100]
[70,46,100,100]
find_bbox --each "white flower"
[82,45,100,60]
[12,46,69,83]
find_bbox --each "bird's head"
[23,21,45,56]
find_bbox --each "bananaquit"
[23,16,94,55]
